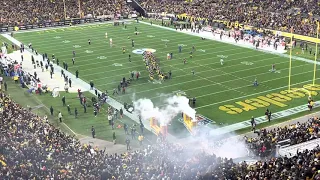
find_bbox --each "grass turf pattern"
[13,22,320,127]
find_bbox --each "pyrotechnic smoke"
[133,95,249,159]
[133,95,194,126]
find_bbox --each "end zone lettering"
[219,84,320,115]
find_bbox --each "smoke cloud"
[133,95,249,159]
[133,95,195,126]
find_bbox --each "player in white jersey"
[109,38,113,47]
[220,59,224,65]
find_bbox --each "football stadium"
[1,0,320,179]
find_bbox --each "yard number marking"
[113,63,123,66]
[241,61,253,65]
[85,50,93,53]
[97,56,107,59]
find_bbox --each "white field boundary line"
[2,34,175,142]
[148,63,309,100]
[117,62,310,98]
[18,23,240,52]
[7,20,134,34]
[95,57,281,85]
[25,89,78,136]
[95,55,294,87]
[33,22,249,73]
[195,76,318,110]
[81,53,271,77]
[59,42,245,67]
[37,28,249,67]
[23,27,236,53]
[168,63,247,95]
[185,54,274,90]
[76,49,262,72]
[72,46,256,69]
[140,21,320,66]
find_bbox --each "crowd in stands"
[245,116,320,157]
[1,0,319,36]
[0,0,133,26]
[2,90,320,179]
[142,0,320,36]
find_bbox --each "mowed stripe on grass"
[13,22,317,125]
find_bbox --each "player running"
[253,78,258,86]
[220,59,224,65]
[271,64,275,72]
[88,39,91,45]
[109,38,113,47]
[132,40,135,48]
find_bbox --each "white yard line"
[82,53,269,78]
[12,20,133,34]
[114,59,308,97]
[29,34,247,67]
[95,55,290,87]
[139,21,320,66]
[77,49,262,72]
[170,64,247,95]
[195,75,318,109]
[22,28,234,51]
[149,63,308,100]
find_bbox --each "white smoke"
[133,95,195,126]
[133,95,250,159]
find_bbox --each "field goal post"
[288,22,319,92]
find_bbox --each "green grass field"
[2,76,155,145]
[11,20,320,130]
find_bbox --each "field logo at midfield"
[62,40,70,43]
[147,35,155,38]
[132,48,156,55]
[97,56,107,59]
[161,39,170,42]
[197,49,206,52]
[73,45,81,48]
[241,61,253,65]
[113,63,123,66]
[85,50,93,53]
[178,44,187,47]
[54,36,61,39]
[217,55,228,58]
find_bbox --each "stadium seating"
[245,117,320,157]
[0,0,318,36]
[1,90,320,179]
[140,0,319,36]
[0,0,133,26]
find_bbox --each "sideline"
[2,22,319,139]
[1,33,174,142]
[139,21,318,65]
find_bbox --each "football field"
[13,21,320,127]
